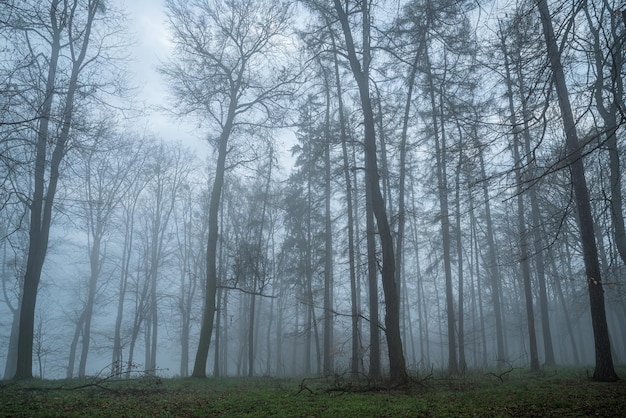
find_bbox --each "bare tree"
[535,0,618,382]
[583,1,626,267]
[65,133,147,378]
[161,0,296,378]
[330,0,406,382]
[502,31,540,371]
[1,0,126,380]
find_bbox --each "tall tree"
[321,68,335,377]
[67,133,146,378]
[2,0,122,380]
[173,177,207,377]
[161,0,295,378]
[332,38,361,377]
[142,143,191,372]
[535,0,618,382]
[502,33,540,371]
[331,0,406,382]
[111,140,151,377]
[424,49,457,375]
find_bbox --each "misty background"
[0,0,624,381]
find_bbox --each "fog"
[1,0,624,382]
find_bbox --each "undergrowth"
[1,367,624,417]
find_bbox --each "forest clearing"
[1,368,625,417]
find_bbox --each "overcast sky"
[118,0,207,154]
[118,0,297,172]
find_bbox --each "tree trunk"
[536,0,618,382]
[510,36,557,367]
[3,303,20,380]
[213,286,222,377]
[323,69,334,376]
[78,232,102,378]
[334,43,360,378]
[454,133,466,374]
[512,121,540,373]
[333,0,406,383]
[15,0,98,379]
[476,135,506,367]
[67,312,85,378]
[192,95,236,377]
[112,200,136,376]
[396,50,420,366]
[469,192,488,368]
[365,173,381,379]
[547,248,580,365]
[247,288,256,377]
[502,40,540,372]
[14,3,62,380]
[425,50,457,375]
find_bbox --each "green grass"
[1,368,625,417]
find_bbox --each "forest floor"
[1,367,625,417]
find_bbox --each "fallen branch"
[486,362,522,383]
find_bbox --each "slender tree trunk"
[16,1,98,379]
[409,179,429,367]
[536,0,618,381]
[365,176,380,379]
[512,124,540,373]
[425,50,457,375]
[113,200,136,376]
[247,283,256,377]
[396,50,420,365]
[78,231,102,378]
[15,2,62,380]
[3,303,20,380]
[547,249,580,365]
[312,294,322,375]
[333,0,406,382]
[192,95,236,377]
[213,286,222,377]
[509,40,557,367]
[476,135,506,366]
[502,40,540,372]
[304,153,314,375]
[221,290,229,376]
[266,280,275,375]
[67,312,85,378]
[322,69,334,376]
[455,141,466,373]
[469,192,488,368]
[334,44,360,378]
[125,318,140,378]
[213,197,227,377]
